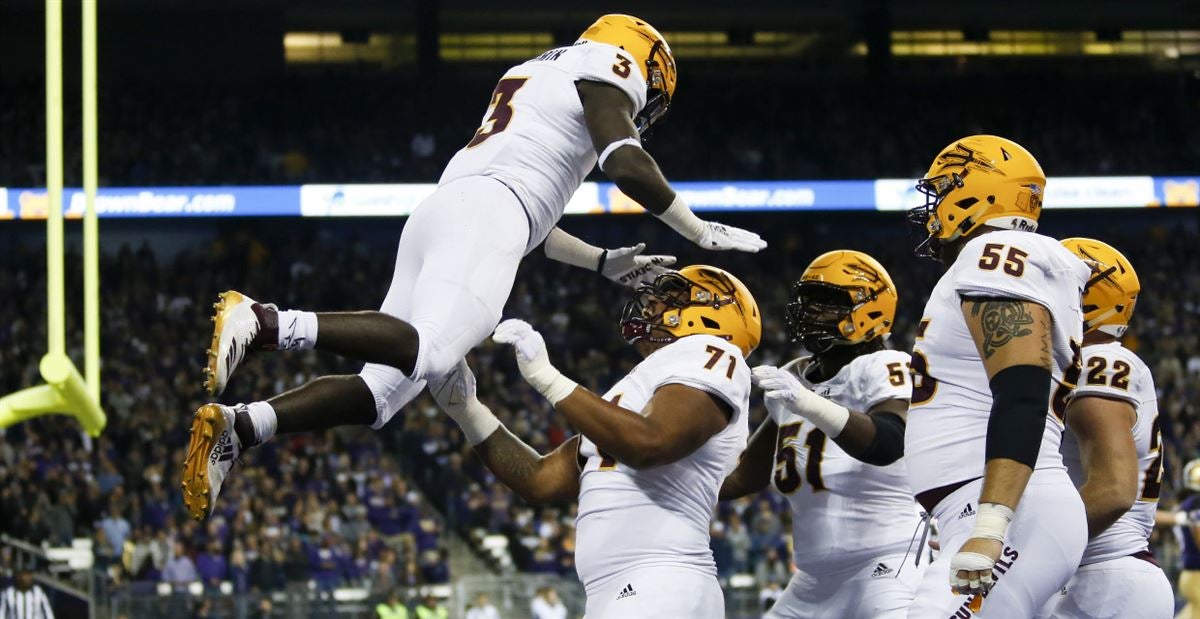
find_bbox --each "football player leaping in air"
[180,15,766,520]
[433,266,760,619]
[1035,238,1171,619]
[902,135,1092,617]
[720,250,924,618]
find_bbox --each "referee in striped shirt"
[0,566,54,619]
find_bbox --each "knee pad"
[359,363,425,429]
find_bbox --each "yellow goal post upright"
[0,0,105,438]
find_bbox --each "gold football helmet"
[579,14,677,133]
[1061,237,1140,337]
[1184,459,1200,492]
[620,265,761,356]
[788,250,898,353]
[910,135,1046,260]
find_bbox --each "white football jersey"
[440,40,648,253]
[771,349,923,569]
[574,334,751,592]
[1061,342,1162,565]
[905,230,1092,496]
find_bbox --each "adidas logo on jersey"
[871,563,893,579]
[616,584,637,600]
[957,503,976,520]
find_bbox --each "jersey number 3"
[467,77,529,148]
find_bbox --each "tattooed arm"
[474,431,583,505]
[952,297,1054,593]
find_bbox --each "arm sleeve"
[650,336,751,416]
[1071,346,1142,408]
[855,350,913,410]
[573,42,649,115]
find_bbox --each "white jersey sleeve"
[1071,343,1144,408]
[571,42,649,116]
[851,349,913,410]
[648,335,751,416]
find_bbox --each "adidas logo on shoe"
[616,584,637,600]
[209,431,234,467]
[957,503,976,520]
[871,563,893,579]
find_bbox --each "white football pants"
[360,175,529,428]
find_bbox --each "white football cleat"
[204,290,273,397]
[181,403,242,521]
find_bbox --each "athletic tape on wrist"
[971,502,1015,542]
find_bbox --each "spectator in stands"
[375,589,409,619]
[414,594,448,619]
[194,540,228,590]
[0,565,55,618]
[465,593,500,619]
[161,542,198,591]
[531,586,567,619]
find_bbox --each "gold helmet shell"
[578,14,677,132]
[787,250,898,353]
[910,135,1046,260]
[1184,459,1200,492]
[620,265,761,356]
[1061,237,1140,337]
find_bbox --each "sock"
[244,401,278,445]
[276,310,318,350]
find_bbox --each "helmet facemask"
[909,171,966,261]
[634,41,673,136]
[620,272,693,346]
[620,271,728,346]
[786,282,857,354]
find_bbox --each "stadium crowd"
[1,208,1197,611]
[0,72,1197,188]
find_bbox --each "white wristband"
[1175,511,1190,527]
[543,227,604,271]
[451,399,502,446]
[655,195,706,242]
[971,503,1015,542]
[525,365,579,406]
[598,137,642,171]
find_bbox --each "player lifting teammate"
[902,135,1092,617]
[720,250,923,618]
[180,15,766,520]
[1036,238,1171,618]
[433,266,759,619]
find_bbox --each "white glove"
[657,196,767,253]
[428,359,499,446]
[949,549,996,596]
[752,365,850,437]
[695,221,768,253]
[600,243,677,288]
[492,319,578,405]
